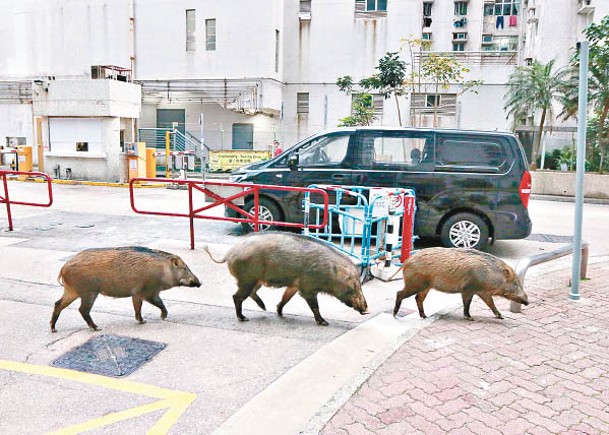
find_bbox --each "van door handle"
[332,174,348,181]
[354,174,367,184]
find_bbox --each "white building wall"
[135,0,284,80]
[0,0,131,78]
[0,104,34,148]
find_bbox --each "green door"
[232,123,254,150]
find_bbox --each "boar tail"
[57,271,64,287]
[202,244,227,264]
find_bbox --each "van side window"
[298,134,350,166]
[437,139,506,169]
[372,136,430,167]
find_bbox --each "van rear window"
[437,139,505,168]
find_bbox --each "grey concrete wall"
[531,170,609,199]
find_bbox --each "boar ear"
[335,265,351,281]
[171,257,180,268]
[502,267,515,281]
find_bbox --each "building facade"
[0,0,607,180]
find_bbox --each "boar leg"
[50,290,79,333]
[133,295,146,324]
[462,293,475,321]
[277,286,298,317]
[415,289,431,319]
[478,293,503,319]
[233,281,257,322]
[304,295,328,326]
[78,293,100,331]
[145,295,169,319]
[249,283,266,311]
[393,287,423,317]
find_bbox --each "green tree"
[561,15,609,174]
[421,53,482,127]
[504,59,570,168]
[336,76,377,126]
[337,51,407,126]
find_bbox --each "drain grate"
[526,233,574,243]
[51,334,166,377]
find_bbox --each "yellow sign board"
[209,150,271,172]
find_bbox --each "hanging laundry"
[496,15,505,29]
[509,15,517,27]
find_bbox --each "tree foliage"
[503,59,570,168]
[562,15,609,173]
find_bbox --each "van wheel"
[440,213,489,250]
[241,198,282,234]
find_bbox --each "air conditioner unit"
[298,11,311,20]
[578,0,594,14]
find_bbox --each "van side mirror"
[288,153,299,170]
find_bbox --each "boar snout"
[182,276,201,287]
[352,295,369,315]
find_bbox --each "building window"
[366,0,387,11]
[411,93,457,115]
[352,93,383,119]
[494,0,520,16]
[299,0,312,20]
[205,19,216,51]
[297,92,309,114]
[423,2,433,17]
[452,42,466,51]
[484,4,494,16]
[76,142,89,152]
[482,34,493,43]
[275,29,280,73]
[422,32,432,41]
[454,2,468,15]
[453,32,467,40]
[186,9,196,51]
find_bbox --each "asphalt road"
[1,181,608,434]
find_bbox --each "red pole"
[1,173,14,231]
[188,181,195,249]
[400,195,415,262]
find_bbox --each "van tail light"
[519,170,532,208]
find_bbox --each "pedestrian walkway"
[320,261,609,434]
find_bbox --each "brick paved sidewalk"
[322,261,609,435]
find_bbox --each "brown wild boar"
[51,246,201,332]
[393,247,529,320]
[204,232,368,326]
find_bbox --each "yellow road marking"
[0,360,196,434]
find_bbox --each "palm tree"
[504,59,570,168]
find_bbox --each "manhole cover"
[51,334,166,377]
[526,233,574,243]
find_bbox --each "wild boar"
[393,247,529,320]
[51,246,201,332]
[203,232,368,326]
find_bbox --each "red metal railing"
[129,178,330,249]
[1,170,54,231]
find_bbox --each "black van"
[226,127,532,250]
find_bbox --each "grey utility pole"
[570,40,589,301]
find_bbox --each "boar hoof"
[238,315,249,322]
[316,319,329,326]
[465,316,475,322]
[51,327,57,333]
[496,314,504,320]
[139,319,147,324]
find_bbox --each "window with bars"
[186,9,196,51]
[454,2,468,15]
[366,0,387,11]
[352,93,383,118]
[411,93,457,115]
[355,0,387,17]
[275,30,280,73]
[297,92,309,114]
[423,2,433,17]
[494,0,520,15]
[205,19,216,51]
